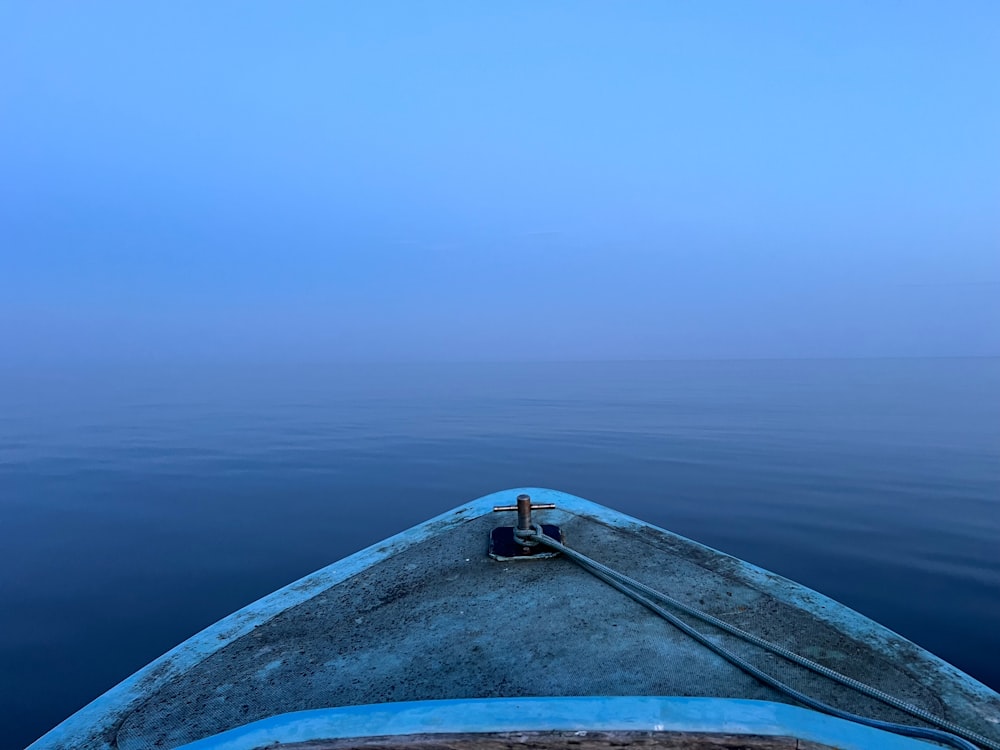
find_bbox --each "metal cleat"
[488,494,563,561]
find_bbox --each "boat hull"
[27,488,1000,750]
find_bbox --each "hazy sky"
[2,2,998,363]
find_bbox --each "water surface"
[2,358,998,749]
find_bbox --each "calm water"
[2,358,998,749]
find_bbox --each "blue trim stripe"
[174,697,936,750]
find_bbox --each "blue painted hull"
[27,489,1000,750]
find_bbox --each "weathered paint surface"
[26,488,1000,750]
[172,697,935,750]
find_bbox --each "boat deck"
[30,489,1000,750]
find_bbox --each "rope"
[527,528,997,750]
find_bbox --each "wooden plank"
[276,731,825,750]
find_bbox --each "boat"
[28,488,1000,750]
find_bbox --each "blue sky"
[2,1,997,362]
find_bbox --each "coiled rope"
[521,525,997,750]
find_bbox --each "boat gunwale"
[170,696,937,750]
